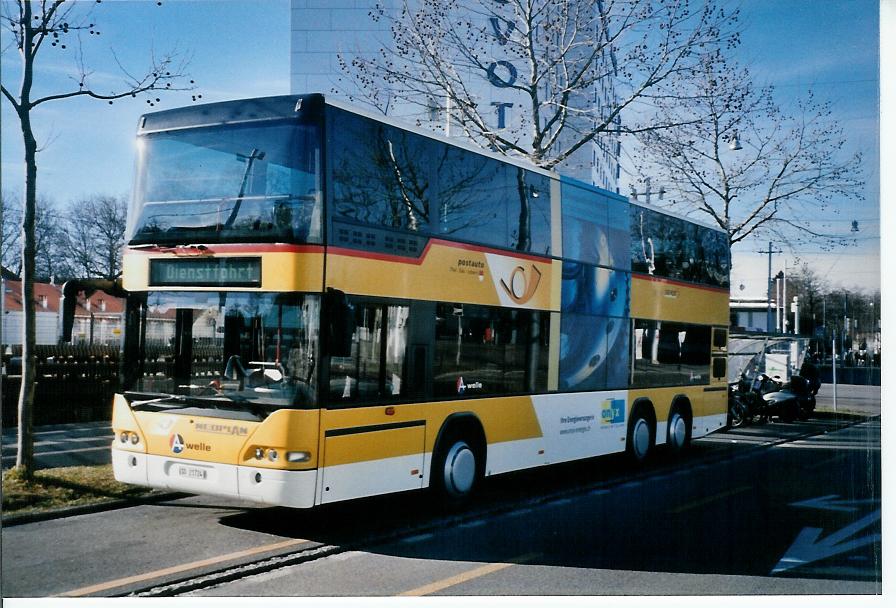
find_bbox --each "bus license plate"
[177,465,207,480]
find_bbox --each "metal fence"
[2,345,119,426]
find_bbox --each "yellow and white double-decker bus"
[100,94,729,508]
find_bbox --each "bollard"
[832,338,838,413]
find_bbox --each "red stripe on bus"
[328,238,550,266]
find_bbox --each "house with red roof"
[1,276,125,346]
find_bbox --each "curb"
[812,410,879,421]
[1,491,188,527]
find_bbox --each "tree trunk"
[16,109,37,478]
[16,3,37,478]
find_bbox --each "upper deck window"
[328,108,551,256]
[129,121,321,245]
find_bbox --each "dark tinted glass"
[331,111,433,233]
[122,292,319,409]
[630,205,729,288]
[433,303,548,398]
[328,301,410,403]
[130,122,321,244]
[329,107,552,255]
[632,319,712,387]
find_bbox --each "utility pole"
[629,178,665,205]
[759,243,783,334]
[782,262,788,334]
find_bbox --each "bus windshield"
[128,121,322,245]
[122,292,320,412]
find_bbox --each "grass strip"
[2,465,150,516]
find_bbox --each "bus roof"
[137,93,726,236]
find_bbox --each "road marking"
[57,538,310,597]
[670,485,753,514]
[775,442,880,451]
[401,532,435,544]
[0,436,111,450]
[790,494,880,513]
[772,509,881,574]
[397,553,539,596]
[1,445,110,460]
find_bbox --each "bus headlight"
[254,447,265,460]
[119,431,139,445]
[267,449,278,462]
[286,451,311,463]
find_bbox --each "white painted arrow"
[772,509,881,574]
[790,494,880,513]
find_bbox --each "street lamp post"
[760,243,783,334]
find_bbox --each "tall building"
[290,0,620,191]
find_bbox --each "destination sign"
[149,257,262,287]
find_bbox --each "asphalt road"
[0,414,881,598]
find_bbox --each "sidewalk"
[815,383,881,417]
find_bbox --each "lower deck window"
[631,320,711,387]
[433,304,549,398]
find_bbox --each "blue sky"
[0,0,881,291]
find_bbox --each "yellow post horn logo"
[500,265,542,305]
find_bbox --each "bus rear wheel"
[666,407,691,455]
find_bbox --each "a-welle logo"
[500,264,542,305]
[169,433,212,454]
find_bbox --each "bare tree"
[62,194,127,280]
[632,56,863,248]
[1,0,192,479]
[340,0,739,170]
[787,262,829,337]
[1,191,20,273]
[1,192,72,280]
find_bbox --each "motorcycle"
[728,367,777,427]
[728,361,819,426]
[760,373,818,422]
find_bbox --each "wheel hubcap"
[632,419,650,459]
[669,413,687,448]
[443,441,476,497]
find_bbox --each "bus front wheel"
[437,439,477,498]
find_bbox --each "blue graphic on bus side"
[601,398,625,425]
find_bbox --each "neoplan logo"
[500,264,542,305]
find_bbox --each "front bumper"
[112,449,318,508]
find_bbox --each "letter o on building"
[486,60,518,88]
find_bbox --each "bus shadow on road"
[213,419,881,586]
